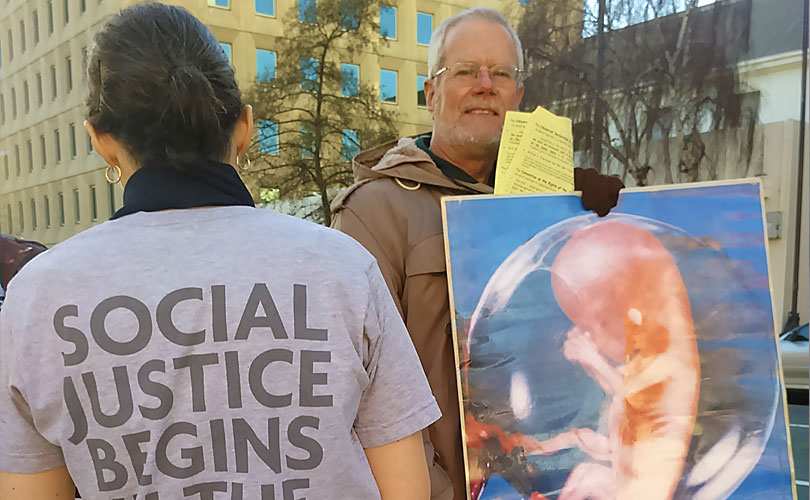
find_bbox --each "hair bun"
[164,64,227,156]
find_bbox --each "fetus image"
[529,220,702,500]
[465,220,701,500]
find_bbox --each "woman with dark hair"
[0,4,438,499]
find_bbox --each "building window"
[66,56,73,92]
[417,12,433,45]
[6,205,12,234]
[31,199,37,230]
[256,49,276,82]
[380,6,396,39]
[69,123,77,158]
[44,196,51,228]
[341,129,359,161]
[417,74,427,107]
[90,185,98,220]
[11,87,16,118]
[81,46,87,82]
[50,64,57,100]
[18,202,24,233]
[341,63,359,97]
[40,134,47,167]
[256,0,275,16]
[219,42,232,64]
[208,0,230,6]
[380,69,397,103]
[3,156,8,179]
[73,188,80,223]
[257,120,279,155]
[340,3,359,30]
[36,73,43,106]
[80,0,86,13]
[64,0,70,24]
[26,140,33,172]
[14,145,20,176]
[299,0,316,23]
[87,131,93,154]
[48,1,54,34]
[23,81,29,113]
[0,93,4,123]
[7,30,13,61]
[19,20,26,53]
[32,10,39,45]
[58,192,65,225]
[301,57,319,91]
[108,183,116,216]
[54,129,61,162]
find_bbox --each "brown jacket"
[332,137,491,500]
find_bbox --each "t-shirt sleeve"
[0,299,65,473]
[354,261,441,448]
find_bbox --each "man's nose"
[474,69,495,92]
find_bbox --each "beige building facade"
[0,0,125,245]
[0,0,505,246]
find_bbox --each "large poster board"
[442,180,796,500]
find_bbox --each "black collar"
[414,135,496,187]
[111,159,255,220]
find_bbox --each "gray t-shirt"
[0,206,440,499]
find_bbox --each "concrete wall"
[739,51,808,125]
[761,120,809,328]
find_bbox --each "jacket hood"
[351,136,492,194]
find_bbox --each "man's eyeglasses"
[431,62,525,87]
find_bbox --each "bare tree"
[518,0,754,186]
[241,0,398,224]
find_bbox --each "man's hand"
[574,168,624,217]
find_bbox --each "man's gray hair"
[427,8,524,78]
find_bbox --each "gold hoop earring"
[237,155,252,171]
[105,164,122,184]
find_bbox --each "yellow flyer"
[494,106,575,195]
[493,111,532,193]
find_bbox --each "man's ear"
[425,78,437,113]
[233,105,254,158]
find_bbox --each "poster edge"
[441,197,474,500]
[759,179,800,500]
[441,177,763,204]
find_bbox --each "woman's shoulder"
[250,208,377,262]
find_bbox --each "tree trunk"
[591,0,607,172]
[319,187,332,226]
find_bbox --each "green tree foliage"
[242,0,399,224]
